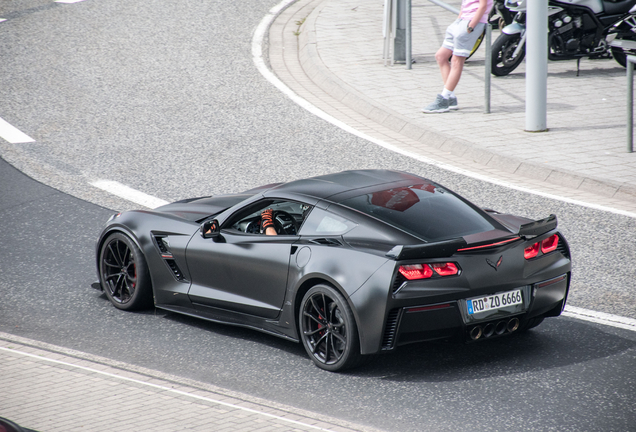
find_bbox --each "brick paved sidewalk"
[268,0,636,214]
[0,334,376,432]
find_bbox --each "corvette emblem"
[486,255,503,271]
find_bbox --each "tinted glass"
[340,183,495,241]
[300,208,357,235]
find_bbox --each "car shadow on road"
[354,318,636,382]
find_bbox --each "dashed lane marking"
[91,180,169,209]
[0,117,34,144]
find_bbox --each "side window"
[300,208,357,236]
[227,199,312,235]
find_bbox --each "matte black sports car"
[93,170,571,371]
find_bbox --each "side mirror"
[201,219,221,239]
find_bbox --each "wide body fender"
[95,210,199,306]
[280,242,393,352]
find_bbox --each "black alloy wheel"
[99,232,152,311]
[491,33,526,76]
[299,284,362,371]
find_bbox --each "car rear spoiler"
[385,238,468,260]
[518,214,557,238]
[385,214,558,260]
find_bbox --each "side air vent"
[153,235,172,257]
[165,259,186,281]
[556,235,570,259]
[382,308,402,350]
[392,273,406,293]
[308,238,342,246]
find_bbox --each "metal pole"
[628,56,635,153]
[383,0,393,66]
[406,0,412,69]
[427,0,458,14]
[525,0,548,132]
[485,24,491,114]
[392,0,398,65]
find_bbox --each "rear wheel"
[491,33,525,76]
[99,232,152,311]
[299,284,362,372]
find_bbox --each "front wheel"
[299,284,362,372]
[99,232,153,311]
[491,33,525,76]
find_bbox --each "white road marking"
[563,305,636,332]
[252,1,636,221]
[0,19,7,23]
[55,0,87,3]
[0,345,338,432]
[0,117,35,143]
[91,180,169,209]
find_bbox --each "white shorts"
[442,19,485,57]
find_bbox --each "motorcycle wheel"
[491,33,526,76]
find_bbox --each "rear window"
[339,183,496,242]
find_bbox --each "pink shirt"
[460,0,493,23]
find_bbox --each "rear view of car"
[334,182,570,352]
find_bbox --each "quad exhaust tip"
[469,318,520,340]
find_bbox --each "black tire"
[99,232,152,311]
[299,284,362,372]
[491,33,525,76]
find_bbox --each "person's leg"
[444,54,467,92]
[435,46,453,85]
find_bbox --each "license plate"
[467,290,523,315]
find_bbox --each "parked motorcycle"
[489,0,515,29]
[491,0,636,76]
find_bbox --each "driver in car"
[261,209,277,235]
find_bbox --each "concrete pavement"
[0,333,378,432]
[269,0,636,215]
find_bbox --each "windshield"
[340,183,496,242]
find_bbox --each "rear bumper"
[381,272,570,351]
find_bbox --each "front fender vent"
[165,259,186,282]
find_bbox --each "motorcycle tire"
[491,33,526,76]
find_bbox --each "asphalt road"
[1,1,635,431]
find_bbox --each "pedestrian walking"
[422,0,492,113]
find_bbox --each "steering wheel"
[260,210,299,235]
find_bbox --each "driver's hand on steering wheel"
[261,209,277,236]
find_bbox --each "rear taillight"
[524,234,559,260]
[398,264,433,280]
[398,263,459,280]
[541,234,559,253]
[524,242,540,259]
[431,262,459,276]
